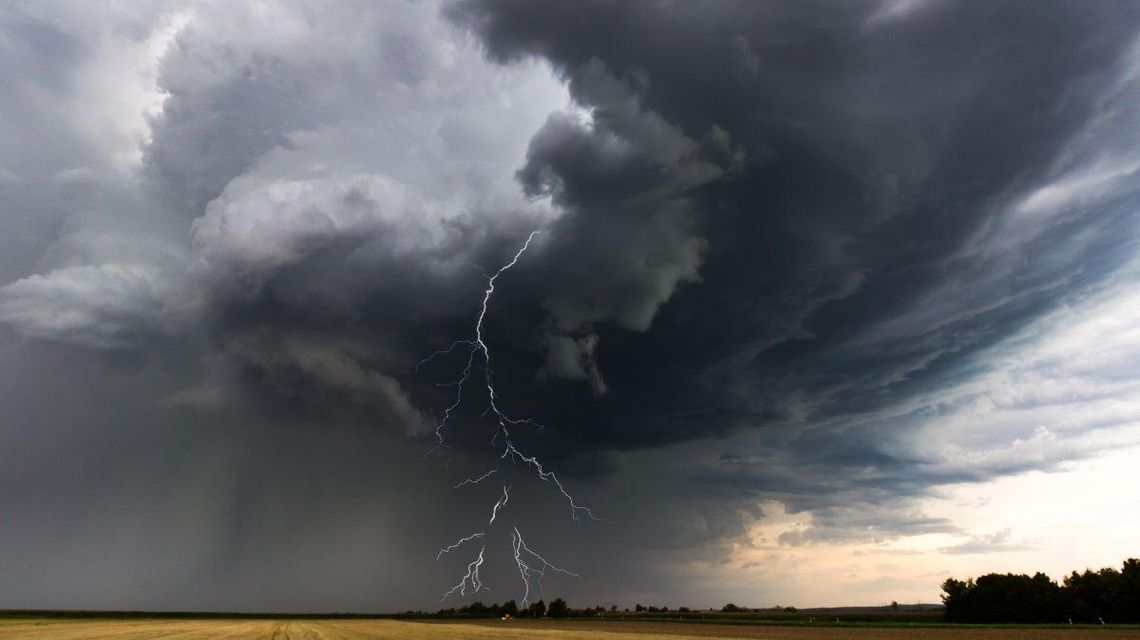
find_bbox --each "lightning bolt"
[453,467,496,489]
[511,526,579,608]
[436,532,485,562]
[423,230,595,604]
[440,546,487,602]
[414,340,475,374]
[488,484,510,526]
[421,231,541,451]
[499,441,598,524]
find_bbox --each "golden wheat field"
[2,619,1140,640]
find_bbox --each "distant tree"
[722,603,741,612]
[890,601,899,611]
[530,599,547,618]
[1065,565,1127,623]
[939,562,1140,624]
[548,598,569,618]
[941,578,970,621]
[635,604,646,612]
[610,605,617,612]
[1122,559,1140,621]
[462,601,486,615]
[679,607,691,613]
[501,600,518,617]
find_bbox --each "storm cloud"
[2,0,1140,611]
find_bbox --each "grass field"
[3,619,1140,640]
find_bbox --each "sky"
[1,0,1140,613]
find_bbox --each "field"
[3,618,1140,640]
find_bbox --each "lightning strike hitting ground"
[511,526,579,608]
[440,546,487,602]
[421,230,596,604]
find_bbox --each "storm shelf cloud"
[2,0,1140,611]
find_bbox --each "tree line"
[431,598,576,618]
[942,558,1140,623]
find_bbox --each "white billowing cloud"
[152,1,574,419]
[0,165,187,347]
[66,8,190,169]
[0,0,582,432]
[1,1,187,173]
[145,0,570,216]
[164,0,570,293]
[2,4,568,319]
[0,1,191,343]
[0,263,173,350]
[0,2,195,284]
[190,173,438,280]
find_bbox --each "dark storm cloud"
[432,0,1140,546]
[444,0,1140,445]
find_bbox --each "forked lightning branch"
[418,230,597,606]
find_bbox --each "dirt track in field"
[3,618,1140,639]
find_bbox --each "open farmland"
[3,619,1140,640]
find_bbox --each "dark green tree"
[941,558,1140,623]
[548,598,569,618]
